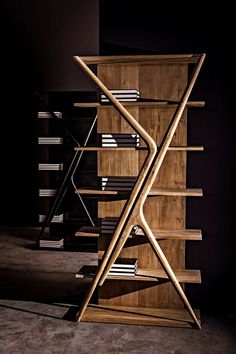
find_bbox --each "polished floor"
[0,227,235,354]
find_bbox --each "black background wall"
[0,0,235,315]
[1,0,99,225]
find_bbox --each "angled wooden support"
[73,54,205,328]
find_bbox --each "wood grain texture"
[81,305,200,328]
[74,101,205,107]
[98,63,190,309]
[75,226,202,240]
[75,187,202,196]
[78,54,200,64]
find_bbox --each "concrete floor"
[0,227,235,354]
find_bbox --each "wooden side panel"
[97,64,188,309]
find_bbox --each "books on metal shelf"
[39,214,63,223]
[38,111,62,119]
[39,237,64,249]
[101,134,139,147]
[101,89,140,103]
[108,258,138,277]
[38,137,63,145]
[102,176,136,191]
[39,189,57,197]
[101,217,138,235]
[38,163,63,171]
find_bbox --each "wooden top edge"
[74,54,203,64]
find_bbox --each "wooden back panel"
[97,63,188,309]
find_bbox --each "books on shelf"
[102,176,136,191]
[38,111,62,119]
[39,214,64,223]
[38,163,63,171]
[108,258,138,277]
[39,237,64,249]
[101,134,139,147]
[101,217,138,235]
[101,89,140,103]
[39,189,57,197]
[38,137,63,145]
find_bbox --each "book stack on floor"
[38,163,63,171]
[39,189,57,197]
[39,237,64,249]
[39,213,64,223]
[38,137,63,145]
[101,134,139,147]
[101,176,136,191]
[100,89,140,103]
[38,111,62,119]
[108,258,138,277]
[101,217,138,235]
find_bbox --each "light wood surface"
[81,305,200,328]
[75,187,203,196]
[77,265,201,283]
[78,54,201,64]
[73,54,205,329]
[74,101,205,108]
[75,226,202,241]
[74,146,203,151]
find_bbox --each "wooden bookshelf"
[73,54,205,328]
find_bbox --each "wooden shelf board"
[81,305,200,328]
[75,226,202,241]
[75,187,203,197]
[74,146,203,152]
[74,101,205,108]
[74,146,147,151]
[77,54,201,65]
[76,266,201,283]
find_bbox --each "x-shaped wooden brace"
[74,54,205,329]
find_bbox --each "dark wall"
[100,1,235,314]
[1,0,99,225]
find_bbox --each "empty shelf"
[77,54,201,65]
[75,226,202,241]
[81,305,200,328]
[75,187,203,197]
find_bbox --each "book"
[108,258,138,276]
[38,111,62,119]
[38,137,63,144]
[39,189,57,197]
[39,237,64,249]
[38,163,63,171]
[101,89,140,95]
[39,214,63,223]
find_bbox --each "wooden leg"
[140,212,201,329]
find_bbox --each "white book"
[38,163,63,171]
[101,138,139,143]
[108,272,136,277]
[102,134,139,138]
[101,94,140,99]
[38,137,63,145]
[39,214,63,223]
[101,98,139,102]
[102,143,139,147]
[39,189,57,197]
[102,89,140,95]
[38,111,62,119]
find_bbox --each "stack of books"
[39,237,64,249]
[101,134,139,147]
[101,217,138,235]
[38,112,62,119]
[108,258,138,277]
[101,89,140,103]
[39,189,57,197]
[101,176,136,191]
[38,163,63,171]
[38,214,64,223]
[38,137,63,145]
